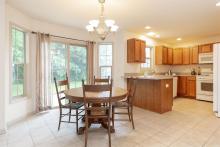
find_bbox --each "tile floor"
[1,98,220,147]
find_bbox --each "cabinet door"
[140,41,146,62]
[182,48,190,65]
[134,40,141,61]
[167,48,173,65]
[162,47,168,64]
[173,48,183,65]
[186,76,196,98]
[155,46,163,65]
[199,44,213,53]
[190,46,199,64]
[177,76,187,96]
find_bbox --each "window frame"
[9,24,28,101]
[97,42,113,78]
[141,46,153,69]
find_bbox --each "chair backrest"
[82,79,113,106]
[93,76,110,85]
[54,75,70,107]
[128,79,137,105]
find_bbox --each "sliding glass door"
[50,42,87,107]
[69,45,87,88]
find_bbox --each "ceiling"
[6,0,220,44]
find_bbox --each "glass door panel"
[50,42,67,107]
[69,45,87,88]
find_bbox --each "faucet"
[168,70,172,76]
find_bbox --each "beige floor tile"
[4,98,220,147]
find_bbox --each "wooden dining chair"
[93,76,110,85]
[54,76,84,133]
[112,79,137,129]
[82,80,113,147]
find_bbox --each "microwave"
[199,53,213,64]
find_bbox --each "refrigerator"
[213,43,220,117]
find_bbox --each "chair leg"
[69,108,72,122]
[108,113,111,147]
[112,107,115,129]
[58,110,62,131]
[128,107,131,121]
[85,116,88,147]
[76,109,79,134]
[131,106,135,130]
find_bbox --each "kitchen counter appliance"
[196,74,213,102]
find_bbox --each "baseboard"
[7,111,36,127]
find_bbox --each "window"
[141,47,152,68]
[11,27,26,98]
[50,42,87,107]
[98,43,113,78]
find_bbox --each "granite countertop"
[124,75,173,80]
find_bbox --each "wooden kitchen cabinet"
[173,48,183,65]
[155,46,168,65]
[140,41,146,62]
[168,48,173,65]
[177,76,187,96]
[182,48,190,65]
[190,46,199,64]
[177,76,196,98]
[199,43,213,53]
[186,76,196,98]
[127,38,146,63]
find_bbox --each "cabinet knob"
[165,84,169,88]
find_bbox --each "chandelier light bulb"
[105,20,115,27]
[111,25,119,32]
[89,20,99,28]
[86,0,119,40]
[86,25,94,32]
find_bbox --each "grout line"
[202,126,220,147]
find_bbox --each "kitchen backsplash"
[171,64,213,74]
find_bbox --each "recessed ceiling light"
[145,26,151,29]
[147,32,156,36]
[177,38,182,41]
[216,2,220,6]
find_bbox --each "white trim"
[141,47,153,70]
[97,42,114,78]
[9,23,29,103]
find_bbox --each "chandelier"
[86,0,119,40]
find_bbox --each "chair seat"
[62,102,84,109]
[112,101,129,107]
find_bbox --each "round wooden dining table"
[64,87,128,134]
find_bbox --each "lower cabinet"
[177,76,196,98]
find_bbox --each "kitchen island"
[127,75,173,114]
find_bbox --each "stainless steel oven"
[196,75,213,102]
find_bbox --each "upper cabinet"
[190,46,199,64]
[127,38,146,63]
[155,46,168,65]
[167,48,173,65]
[173,48,183,65]
[182,48,190,65]
[155,46,173,65]
[199,43,213,53]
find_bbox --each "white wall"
[0,0,6,134]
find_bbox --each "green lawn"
[12,83,24,97]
